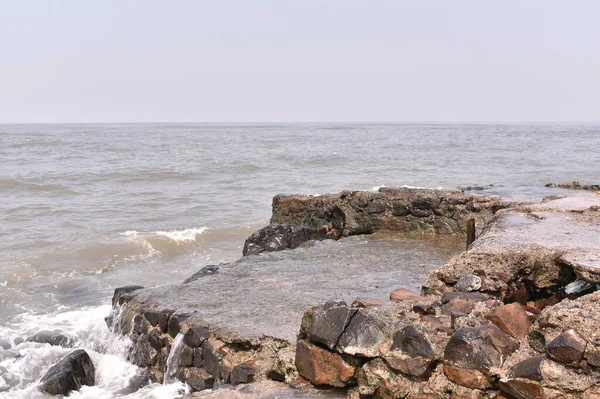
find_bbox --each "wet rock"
[390,288,429,301]
[180,367,214,391]
[193,348,203,368]
[26,330,75,347]
[486,303,532,339]
[444,325,518,389]
[128,339,157,368]
[243,224,312,256]
[180,345,194,367]
[183,326,210,348]
[202,341,224,380]
[40,349,95,396]
[455,274,482,292]
[295,339,356,387]
[183,265,220,284]
[144,309,174,333]
[308,305,356,350]
[546,329,587,366]
[385,325,436,378]
[168,313,193,338]
[147,328,164,351]
[112,285,144,306]
[231,362,256,384]
[0,340,10,350]
[336,309,389,357]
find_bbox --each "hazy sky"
[1,1,599,123]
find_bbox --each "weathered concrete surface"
[244,188,516,255]
[423,194,600,299]
[107,232,462,390]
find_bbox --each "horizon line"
[1,120,600,125]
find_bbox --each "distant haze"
[1,1,599,123]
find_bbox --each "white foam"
[122,228,207,243]
[372,183,385,192]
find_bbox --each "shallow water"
[1,123,598,397]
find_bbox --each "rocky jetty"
[546,180,600,191]
[107,187,600,398]
[243,188,514,255]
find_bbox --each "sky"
[0,1,599,123]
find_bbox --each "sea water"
[0,123,598,397]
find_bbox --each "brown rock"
[351,297,386,308]
[509,355,545,381]
[498,378,545,399]
[443,364,494,389]
[546,329,587,366]
[442,298,474,316]
[486,303,532,339]
[295,339,356,387]
[390,288,429,301]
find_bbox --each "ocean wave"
[120,228,207,258]
[0,178,77,194]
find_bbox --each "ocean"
[0,123,598,397]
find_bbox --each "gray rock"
[26,330,75,348]
[231,362,256,384]
[40,349,95,396]
[144,309,174,333]
[202,341,223,380]
[336,309,388,357]
[455,274,482,292]
[183,265,220,284]
[242,224,312,256]
[308,305,356,350]
[112,285,144,306]
[183,326,210,348]
[385,325,436,378]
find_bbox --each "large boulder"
[39,349,95,396]
[295,340,357,387]
[443,325,519,389]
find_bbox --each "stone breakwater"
[105,188,600,398]
[243,188,514,255]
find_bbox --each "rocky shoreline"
[32,186,600,398]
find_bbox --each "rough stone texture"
[184,326,211,348]
[530,290,600,361]
[245,188,513,255]
[444,325,519,388]
[308,305,356,350]
[335,309,390,357]
[546,329,587,366]
[231,362,256,385]
[243,224,319,256]
[546,181,600,191]
[295,340,356,387]
[39,349,95,396]
[486,303,532,339]
[455,274,482,292]
[385,325,436,378]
